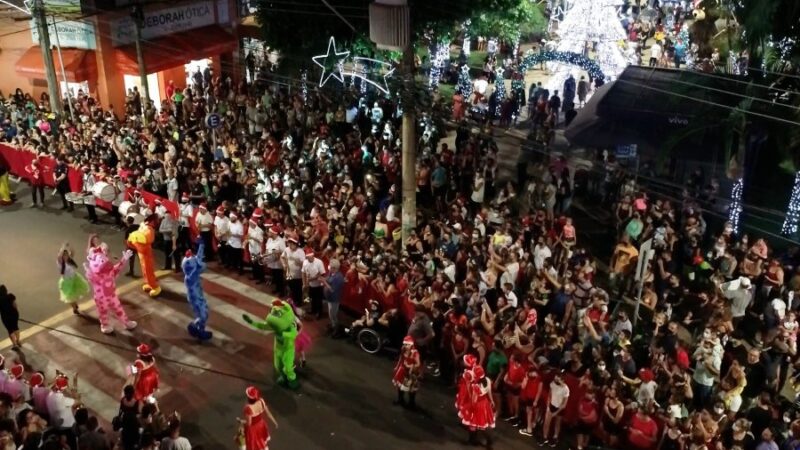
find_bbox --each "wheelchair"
[352,324,402,356]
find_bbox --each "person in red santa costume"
[392,336,421,410]
[130,343,160,403]
[466,366,496,448]
[456,354,477,425]
[24,156,45,208]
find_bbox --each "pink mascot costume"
[84,246,138,334]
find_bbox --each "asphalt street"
[0,182,550,450]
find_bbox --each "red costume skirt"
[245,408,270,450]
[468,396,496,430]
[135,367,159,401]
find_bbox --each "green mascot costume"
[243,299,299,389]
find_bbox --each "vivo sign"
[111,1,215,46]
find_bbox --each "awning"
[15,46,97,82]
[115,25,238,74]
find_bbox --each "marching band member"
[265,224,285,295]
[178,193,194,254]
[282,237,305,307]
[214,206,230,266]
[246,209,265,283]
[4,364,30,404]
[153,198,169,219]
[46,373,81,447]
[228,212,245,274]
[392,336,421,410]
[195,203,214,261]
[80,166,99,224]
[110,174,126,228]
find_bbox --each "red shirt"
[506,359,526,385]
[628,414,658,449]
[520,375,541,401]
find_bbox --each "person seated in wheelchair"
[346,299,382,335]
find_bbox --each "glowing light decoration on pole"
[546,0,628,91]
[301,70,308,105]
[457,64,472,99]
[428,41,449,89]
[311,37,396,94]
[462,20,471,57]
[781,171,800,236]
[493,67,505,116]
[729,177,744,234]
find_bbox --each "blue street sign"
[615,144,637,158]
[205,113,222,129]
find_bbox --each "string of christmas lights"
[301,70,308,105]
[429,41,450,89]
[781,171,800,236]
[494,67,506,116]
[519,50,606,81]
[457,65,472,99]
[729,177,744,234]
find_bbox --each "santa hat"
[185,249,193,258]
[133,189,141,196]
[216,206,226,215]
[304,247,315,256]
[271,299,284,308]
[245,386,261,401]
[287,237,298,245]
[136,343,152,356]
[269,225,281,234]
[463,354,477,369]
[154,198,162,205]
[639,368,655,383]
[10,364,23,379]
[230,212,238,219]
[181,193,190,202]
[473,366,485,379]
[29,372,44,388]
[198,203,207,211]
[53,375,69,391]
[252,208,264,219]
[402,336,414,346]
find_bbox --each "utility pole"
[131,3,149,125]
[50,15,75,122]
[31,0,62,116]
[400,43,416,247]
[369,0,412,244]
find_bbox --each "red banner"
[0,143,177,214]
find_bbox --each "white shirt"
[214,216,230,241]
[302,257,326,287]
[533,244,552,270]
[471,176,485,203]
[474,79,488,95]
[650,43,662,60]
[82,173,96,206]
[265,237,286,269]
[195,211,213,231]
[46,391,76,428]
[159,436,192,450]
[112,181,126,206]
[284,247,305,279]
[504,290,519,308]
[549,381,570,408]
[166,178,178,202]
[228,221,244,248]
[246,223,264,256]
[179,203,194,227]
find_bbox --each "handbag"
[111,405,124,431]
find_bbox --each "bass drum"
[91,181,116,202]
[118,201,138,216]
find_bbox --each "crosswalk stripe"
[160,279,272,336]
[201,273,276,307]
[131,294,245,354]
[54,325,173,398]
[12,347,120,420]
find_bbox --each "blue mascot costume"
[182,238,212,340]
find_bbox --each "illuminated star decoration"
[312,37,350,87]
[311,37,395,94]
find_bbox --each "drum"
[91,182,115,202]
[118,201,138,216]
[126,213,145,225]
[65,192,86,205]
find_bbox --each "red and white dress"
[244,399,270,450]
[392,348,420,392]
[467,379,496,430]
[134,363,160,401]
[456,370,474,424]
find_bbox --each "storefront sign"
[31,20,96,50]
[111,1,216,46]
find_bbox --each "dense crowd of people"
[0,38,798,450]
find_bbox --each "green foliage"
[466,0,541,42]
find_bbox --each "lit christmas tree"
[493,67,505,116]
[782,171,800,236]
[457,64,472,99]
[429,41,450,89]
[547,0,628,90]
